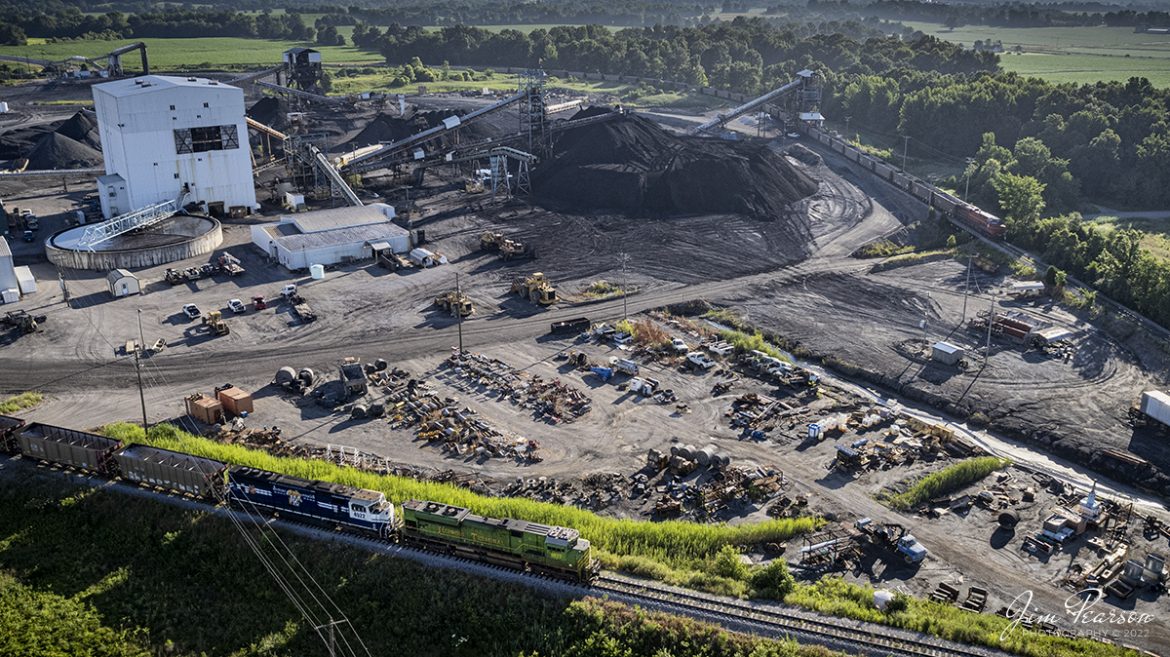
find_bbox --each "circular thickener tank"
[46,214,222,270]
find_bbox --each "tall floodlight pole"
[984,294,995,365]
[901,135,910,172]
[961,256,972,323]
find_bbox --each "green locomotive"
[402,500,599,582]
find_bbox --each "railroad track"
[591,574,1003,657]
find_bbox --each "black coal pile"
[535,110,817,220]
[26,132,103,170]
[54,110,101,149]
[349,109,498,148]
[247,97,285,128]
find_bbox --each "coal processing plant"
[2,50,1169,657]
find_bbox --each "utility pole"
[984,294,995,365]
[844,115,851,137]
[901,135,910,172]
[961,256,972,323]
[455,272,464,359]
[963,157,975,201]
[133,347,149,432]
[619,252,629,322]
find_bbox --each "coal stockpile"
[25,132,102,170]
[247,97,285,128]
[535,111,817,221]
[54,110,100,149]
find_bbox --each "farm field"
[0,37,383,71]
[1089,215,1170,264]
[903,21,1170,86]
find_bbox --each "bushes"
[103,423,821,586]
[886,457,1009,510]
[0,392,42,414]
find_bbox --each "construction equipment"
[217,253,245,276]
[855,517,927,564]
[434,291,473,317]
[464,178,485,194]
[338,357,368,399]
[202,310,230,336]
[2,310,45,334]
[511,272,557,306]
[480,231,535,260]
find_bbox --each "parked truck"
[1132,390,1170,430]
[855,517,927,564]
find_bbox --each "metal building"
[106,268,140,297]
[93,75,258,219]
[0,237,17,302]
[249,203,410,271]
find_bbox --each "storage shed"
[249,203,410,271]
[931,342,965,366]
[106,268,140,297]
[0,237,17,296]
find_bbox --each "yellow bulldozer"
[464,178,485,194]
[511,272,557,306]
[434,291,473,317]
[202,310,230,336]
[481,231,535,260]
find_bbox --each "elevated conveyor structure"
[75,192,187,251]
[690,69,816,135]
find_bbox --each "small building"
[249,203,410,271]
[798,111,826,128]
[106,268,140,297]
[931,342,964,366]
[1030,326,1073,346]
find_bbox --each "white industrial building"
[250,203,410,271]
[0,237,17,303]
[93,75,257,219]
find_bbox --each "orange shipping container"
[216,386,254,417]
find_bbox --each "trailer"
[1134,391,1170,429]
[550,317,591,335]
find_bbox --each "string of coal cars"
[0,415,599,582]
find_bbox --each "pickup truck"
[686,352,716,370]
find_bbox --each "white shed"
[0,237,16,293]
[106,268,140,297]
[931,342,964,366]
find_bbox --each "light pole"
[455,272,464,358]
[135,308,149,432]
[963,157,975,201]
[619,252,629,322]
[901,135,910,172]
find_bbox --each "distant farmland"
[903,22,1170,87]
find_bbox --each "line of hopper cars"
[808,128,1007,240]
[0,416,599,583]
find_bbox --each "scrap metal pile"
[381,370,541,463]
[440,352,593,424]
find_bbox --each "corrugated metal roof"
[95,75,238,98]
[287,203,396,234]
[272,222,409,252]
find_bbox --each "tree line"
[356,19,993,91]
[0,6,315,44]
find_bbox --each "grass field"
[1089,215,1170,263]
[903,21,1170,87]
[0,37,383,71]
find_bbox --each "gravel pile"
[535,109,817,220]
